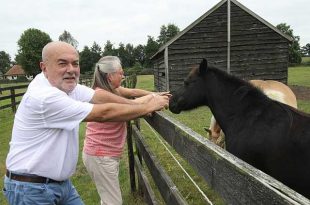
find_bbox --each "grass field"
[1,66,310,204]
[301,56,310,65]
[288,66,310,87]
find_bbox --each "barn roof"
[151,0,293,59]
[4,65,25,76]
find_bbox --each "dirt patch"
[289,85,310,101]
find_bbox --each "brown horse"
[207,80,298,148]
[169,59,310,198]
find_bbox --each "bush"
[0,79,12,84]
[0,76,30,84]
[122,75,137,88]
[301,57,310,66]
[139,68,154,75]
[16,75,29,82]
[124,62,143,75]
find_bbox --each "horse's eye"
[184,80,189,86]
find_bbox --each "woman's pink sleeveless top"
[83,120,127,157]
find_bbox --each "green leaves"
[59,30,79,49]
[16,28,52,75]
[276,23,302,64]
[0,51,11,74]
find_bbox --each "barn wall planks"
[229,2,289,82]
[151,0,290,92]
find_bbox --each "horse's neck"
[205,73,247,131]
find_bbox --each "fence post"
[125,74,139,192]
[10,88,16,113]
[127,121,136,192]
[133,119,143,196]
[134,119,143,163]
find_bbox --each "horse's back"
[208,79,298,147]
[250,80,297,108]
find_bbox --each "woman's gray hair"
[91,56,122,93]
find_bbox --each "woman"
[82,56,167,205]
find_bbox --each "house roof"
[151,0,293,59]
[4,65,25,76]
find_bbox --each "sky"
[0,0,309,59]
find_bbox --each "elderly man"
[3,41,169,205]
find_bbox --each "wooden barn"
[150,0,293,92]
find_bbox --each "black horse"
[169,59,310,198]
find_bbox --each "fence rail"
[0,76,95,112]
[79,78,92,87]
[0,84,28,112]
[127,112,310,204]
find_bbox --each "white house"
[4,65,33,80]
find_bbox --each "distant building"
[4,65,33,80]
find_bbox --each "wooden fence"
[0,84,28,112]
[0,74,136,113]
[0,76,95,113]
[127,112,310,204]
[79,78,92,87]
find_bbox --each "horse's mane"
[206,65,267,102]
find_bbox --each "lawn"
[288,66,310,87]
[0,110,15,205]
[301,56,310,65]
[0,83,29,108]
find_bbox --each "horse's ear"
[199,58,208,75]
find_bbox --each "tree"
[79,42,102,74]
[58,30,79,49]
[125,43,135,67]
[0,51,11,74]
[102,40,117,56]
[79,46,93,74]
[117,43,127,66]
[301,43,310,56]
[276,23,302,64]
[144,36,160,68]
[90,42,102,65]
[133,44,145,66]
[15,28,52,75]
[157,23,180,46]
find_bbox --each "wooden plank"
[0,84,28,91]
[0,101,21,110]
[132,125,188,205]
[126,122,136,192]
[0,95,13,101]
[0,104,14,110]
[134,156,158,205]
[144,112,310,205]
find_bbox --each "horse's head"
[169,58,209,114]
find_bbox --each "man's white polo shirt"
[6,73,95,181]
